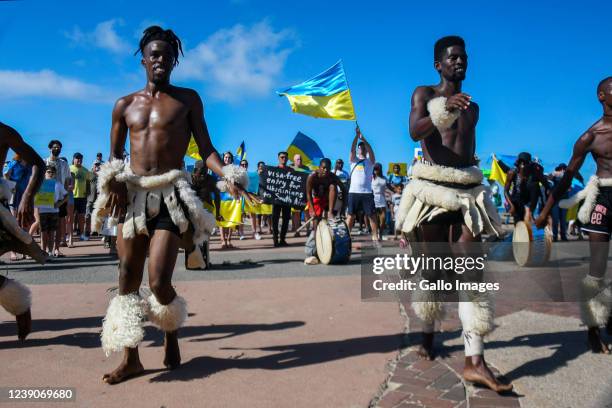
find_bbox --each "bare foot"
[415,332,435,360]
[587,327,611,354]
[163,331,181,369]
[16,309,31,341]
[102,359,144,385]
[463,356,513,393]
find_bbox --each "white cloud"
[175,20,296,101]
[0,69,112,103]
[65,19,130,54]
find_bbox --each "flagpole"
[339,59,360,135]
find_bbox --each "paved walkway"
[2,233,612,407]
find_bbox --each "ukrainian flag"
[216,192,243,228]
[186,135,202,160]
[287,131,323,169]
[236,141,246,161]
[278,60,356,120]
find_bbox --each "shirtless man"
[0,122,46,340]
[396,36,512,392]
[93,26,245,384]
[305,158,347,231]
[536,77,612,354]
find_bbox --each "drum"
[512,221,552,266]
[315,219,351,265]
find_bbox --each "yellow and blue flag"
[287,131,324,169]
[236,141,246,162]
[216,192,243,228]
[186,135,202,161]
[278,60,356,120]
[489,158,507,186]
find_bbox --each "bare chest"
[591,127,612,160]
[124,97,189,133]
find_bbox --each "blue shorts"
[347,193,375,216]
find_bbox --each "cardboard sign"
[260,166,308,207]
[34,179,55,209]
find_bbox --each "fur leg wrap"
[217,165,249,193]
[427,96,460,132]
[0,279,31,316]
[101,294,148,357]
[580,275,612,328]
[412,289,445,324]
[147,294,187,332]
[458,291,495,337]
[462,331,484,357]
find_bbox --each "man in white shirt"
[346,127,379,243]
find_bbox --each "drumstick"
[295,217,315,233]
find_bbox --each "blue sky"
[0,0,610,175]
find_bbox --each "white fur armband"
[0,279,31,316]
[427,96,460,132]
[147,294,187,332]
[91,159,126,233]
[216,165,249,193]
[101,294,148,356]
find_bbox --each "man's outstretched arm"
[0,123,45,227]
[535,131,592,228]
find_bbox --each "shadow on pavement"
[148,333,404,382]
[0,320,306,351]
[429,328,600,382]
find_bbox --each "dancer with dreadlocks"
[396,36,512,392]
[92,26,250,384]
[0,122,46,340]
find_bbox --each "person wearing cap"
[504,152,538,224]
[70,152,91,241]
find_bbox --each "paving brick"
[396,403,423,408]
[419,365,453,382]
[397,383,443,399]
[439,384,465,402]
[410,359,439,372]
[395,366,422,377]
[409,396,456,408]
[377,391,411,408]
[391,375,432,388]
[430,369,461,391]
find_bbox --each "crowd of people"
[3,140,109,260]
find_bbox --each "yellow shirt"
[70,165,91,199]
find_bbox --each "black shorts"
[146,201,181,237]
[39,213,59,232]
[347,193,375,216]
[74,198,87,215]
[58,202,67,218]
[581,187,612,239]
[424,209,464,226]
[118,192,183,238]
